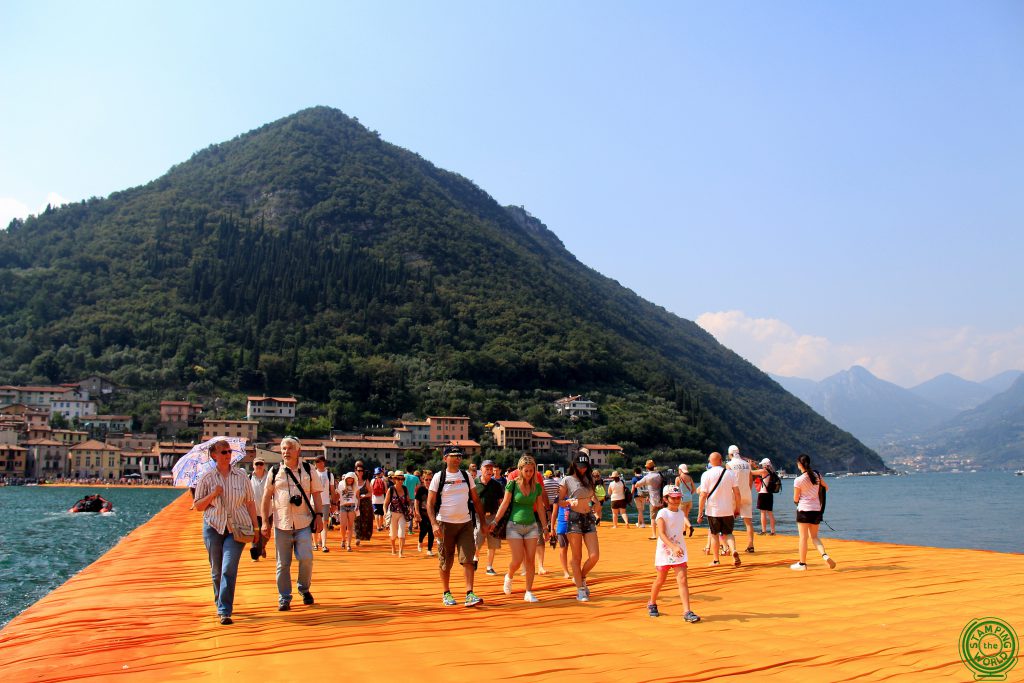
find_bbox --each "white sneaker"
[503,574,513,595]
[523,591,539,603]
[790,562,807,571]
[576,587,589,602]
[425,550,433,556]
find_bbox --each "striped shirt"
[195,467,255,535]
[543,477,561,505]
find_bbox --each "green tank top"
[506,479,542,525]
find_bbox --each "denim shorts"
[566,510,597,535]
[506,522,540,540]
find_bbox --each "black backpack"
[816,471,827,515]
[433,469,476,522]
[766,468,782,494]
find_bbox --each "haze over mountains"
[772,367,1024,470]
[0,106,882,472]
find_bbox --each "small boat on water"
[1015,470,1024,477]
[69,494,113,514]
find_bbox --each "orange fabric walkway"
[1,493,1020,682]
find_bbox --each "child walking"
[648,485,700,623]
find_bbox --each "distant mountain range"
[772,367,1024,469]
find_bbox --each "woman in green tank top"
[493,454,549,603]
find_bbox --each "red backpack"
[371,477,387,496]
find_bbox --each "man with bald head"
[697,452,742,567]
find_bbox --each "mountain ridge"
[0,106,882,471]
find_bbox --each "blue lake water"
[0,486,182,628]
[608,470,1023,554]
[1,473,1020,628]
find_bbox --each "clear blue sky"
[2,1,1021,386]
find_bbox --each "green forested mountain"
[0,106,883,471]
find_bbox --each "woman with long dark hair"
[353,460,374,545]
[556,450,600,601]
[791,453,836,571]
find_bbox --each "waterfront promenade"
[1,493,1020,682]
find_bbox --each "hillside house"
[554,395,598,420]
[246,396,297,420]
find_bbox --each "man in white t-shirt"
[312,456,336,552]
[427,447,489,607]
[697,451,741,567]
[727,445,755,555]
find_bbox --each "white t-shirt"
[654,507,689,567]
[794,472,822,512]
[313,468,333,506]
[430,469,476,524]
[268,463,324,531]
[699,466,737,517]
[728,457,752,501]
[607,479,625,501]
[337,482,358,507]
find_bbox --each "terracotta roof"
[0,444,27,452]
[448,440,481,447]
[531,432,554,438]
[495,421,535,429]
[159,401,192,406]
[70,439,121,451]
[246,396,297,403]
[582,444,623,451]
[22,439,64,446]
[324,442,412,450]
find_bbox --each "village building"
[22,438,68,478]
[159,401,203,427]
[69,439,122,479]
[201,419,258,443]
[0,443,28,478]
[553,395,598,420]
[580,443,623,467]
[492,421,535,452]
[245,396,297,421]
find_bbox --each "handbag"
[228,511,256,544]
[491,505,512,540]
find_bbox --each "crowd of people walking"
[194,438,836,626]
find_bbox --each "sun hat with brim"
[662,484,683,497]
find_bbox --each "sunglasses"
[215,449,232,455]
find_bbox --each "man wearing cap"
[697,451,741,567]
[637,458,666,539]
[249,458,270,561]
[427,447,489,607]
[727,445,756,553]
[312,456,336,552]
[474,459,504,575]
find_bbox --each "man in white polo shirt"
[427,446,489,607]
[727,445,756,554]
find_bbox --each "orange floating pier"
[1,493,1021,682]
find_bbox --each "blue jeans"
[202,524,245,617]
[274,525,313,604]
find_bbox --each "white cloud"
[696,310,1024,386]
[0,193,69,229]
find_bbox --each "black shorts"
[566,510,598,535]
[796,510,822,525]
[372,504,384,515]
[707,516,735,535]
[757,493,774,511]
[611,499,627,510]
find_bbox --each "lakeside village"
[0,379,633,484]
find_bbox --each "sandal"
[746,546,755,553]
[702,546,711,555]
[733,551,742,567]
